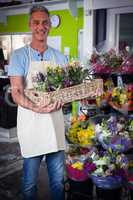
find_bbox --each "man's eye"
[42,21,50,25]
[33,21,40,25]
[33,20,50,26]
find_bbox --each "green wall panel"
[0,15,29,32]
[49,8,83,58]
[0,8,83,58]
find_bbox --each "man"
[8,5,68,200]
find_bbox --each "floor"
[0,141,51,200]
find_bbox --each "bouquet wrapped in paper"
[121,53,133,74]
[90,149,128,189]
[94,115,133,152]
[89,48,133,74]
[24,61,103,104]
[65,144,96,181]
[66,118,96,148]
[89,49,123,74]
[109,84,133,111]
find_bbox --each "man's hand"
[9,76,64,113]
[32,100,63,113]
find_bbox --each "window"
[107,6,133,51]
[119,13,133,51]
[0,33,31,62]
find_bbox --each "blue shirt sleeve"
[8,50,25,76]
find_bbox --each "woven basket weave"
[25,79,103,104]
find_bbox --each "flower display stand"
[64,56,132,199]
[96,186,122,200]
[65,178,93,200]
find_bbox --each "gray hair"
[29,5,50,17]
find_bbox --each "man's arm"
[10,76,62,113]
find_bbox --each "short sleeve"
[8,50,25,76]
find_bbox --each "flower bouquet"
[121,53,133,74]
[90,149,128,189]
[127,117,133,134]
[96,78,114,108]
[94,115,132,152]
[89,48,133,74]
[109,84,133,112]
[65,145,96,181]
[89,49,123,74]
[66,118,96,148]
[25,61,103,104]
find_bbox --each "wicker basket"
[25,79,103,104]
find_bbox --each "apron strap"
[28,45,32,68]
[50,47,57,64]
[24,45,32,87]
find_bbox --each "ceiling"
[0,0,68,8]
[0,0,67,3]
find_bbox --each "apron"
[17,46,65,158]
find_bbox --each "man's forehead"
[32,18,49,22]
[31,11,49,18]
[30,15,50,22]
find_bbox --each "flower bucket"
[91,175,123,189]
[127,168,133,190]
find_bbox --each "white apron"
[17,46,65,158]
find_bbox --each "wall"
[0,8,83,59]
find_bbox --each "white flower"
[93,167,104,176]
[117,123,124,132]
[94,157,107,166]
[95,124,102,133]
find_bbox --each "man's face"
[29,11,51,42]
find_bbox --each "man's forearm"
[11,89,36,111]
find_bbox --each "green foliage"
[34,61,89,92]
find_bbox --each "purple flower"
[115,169,127,178]
[84,162,96,173]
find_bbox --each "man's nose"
[38,23,45,29]
[38,22,49,29]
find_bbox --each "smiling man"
[8,5,68,200]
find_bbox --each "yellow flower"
[72,161,83,170]
[69,60,80,67]
[77,126,95,146]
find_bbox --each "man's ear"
[28,21,31,28]
[28,19,32,29]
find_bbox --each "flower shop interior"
[0,0,133,200]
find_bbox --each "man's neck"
[30,41,48,54]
